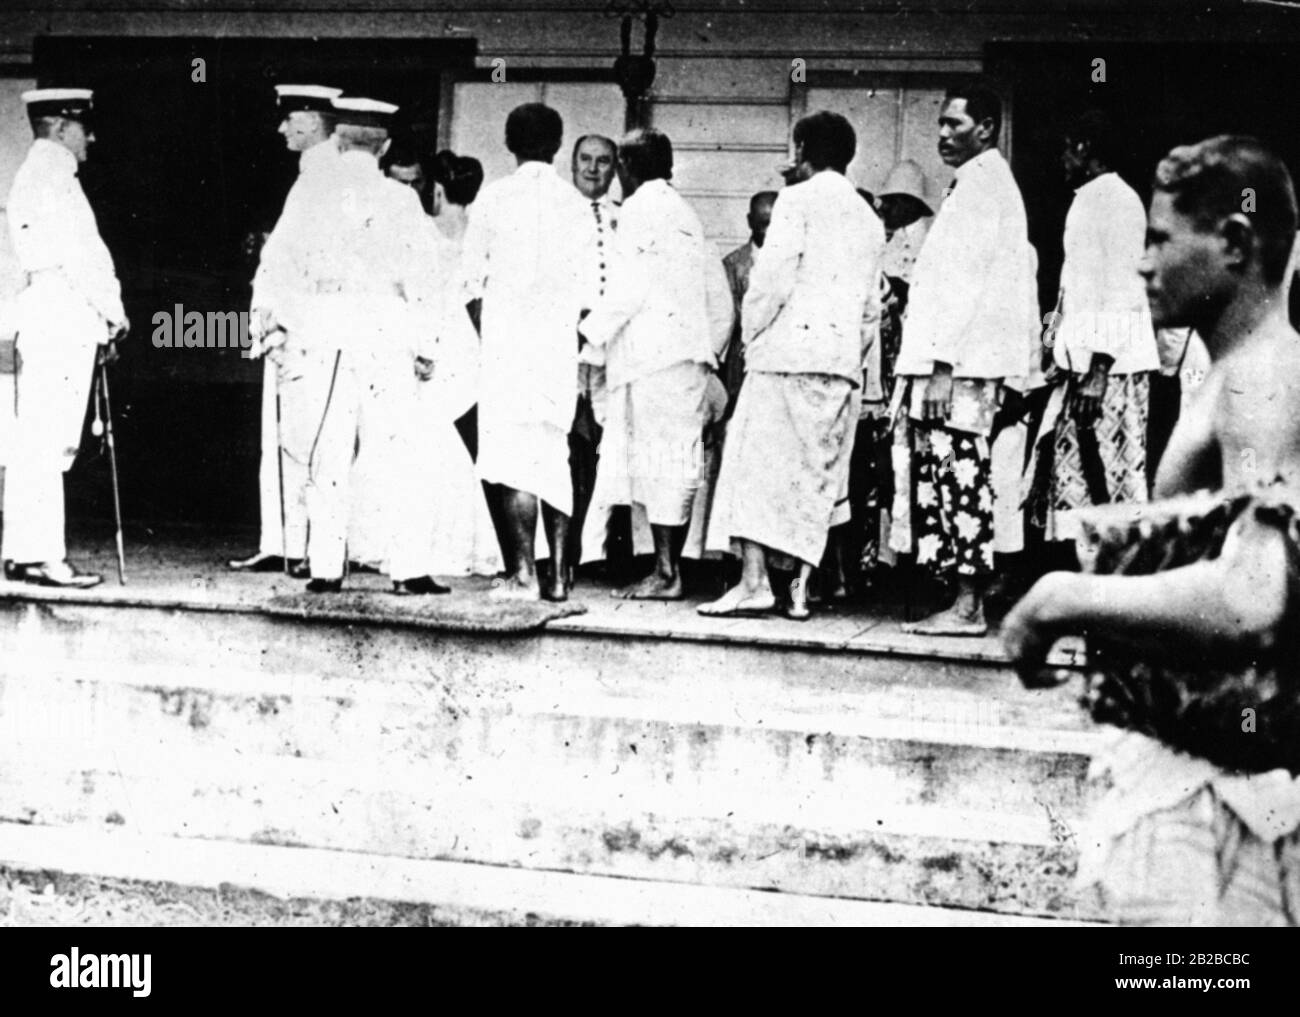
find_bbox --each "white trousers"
[1,460,64,564]
[256,359,310,559]
[1,326,97,566]
[306,354,433,582]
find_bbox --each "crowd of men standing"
[6,79,1300,927]
[0,79,1245,629]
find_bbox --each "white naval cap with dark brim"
[274,84,343,114]
[22,88,94,123]
[331,96,399,129]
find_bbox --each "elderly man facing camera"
[568,133,620,577]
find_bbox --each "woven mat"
[264,588,587,634]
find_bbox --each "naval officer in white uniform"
[232,84,343,574]
[2,89,126,588]
[294,96,448,594]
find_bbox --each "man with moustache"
[1005,136,1300,925]
[894,83,1037,636]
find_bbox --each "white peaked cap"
[274,84,343,99]
[22,88,94,119]
[274,85,343,113]
[330,96,399,127]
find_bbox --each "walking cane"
[97,361,127,585]
[275,376,289,575]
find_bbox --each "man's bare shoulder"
[1215,323,1300,485]
[1218,326,1300,405]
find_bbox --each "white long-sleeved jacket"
[278,149,444,362]
[1054,171,1159,375]
[8,138,124,339]
[251,137,341,337]
[579,178,732,389]
[897,148,1036,381]
[742,169,884,385]
[459,160,593,433]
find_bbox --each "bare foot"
[489,575,542,602]
[544,576,571,602]
[698,583,776,617]
[901,605,988,637]
[613,571,683,601]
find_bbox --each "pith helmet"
[880,159,933,215]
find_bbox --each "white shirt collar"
[515,160,556,179]
[953,146,1001,183]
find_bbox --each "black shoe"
[305,577,342,594]
[349,560,382,575]
[24,561,102,589]
[288,559,311,579]
[3,560,31,582]
[228,552,287,573]
[393,575,451,596]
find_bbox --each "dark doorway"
[31,35,475,527]
[987,41,1300,313]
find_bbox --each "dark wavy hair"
[1155,135,1298,285]
[431,149,485,206]
[618,127,673,183]
[505,102,563,162]
[793,111,856,174]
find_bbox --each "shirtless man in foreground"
[1004,135,1300,925]
[1005,136,1300,668]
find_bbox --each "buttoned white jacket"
[8,138,124,343]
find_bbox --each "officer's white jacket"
[251,137,341,330]
[281,149,444,360]
[580,178,732,390]
[7,138,123,340]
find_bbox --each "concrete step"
[0,593,1099,921]
[0,825,1098,927]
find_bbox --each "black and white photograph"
[0,0,1297,960]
